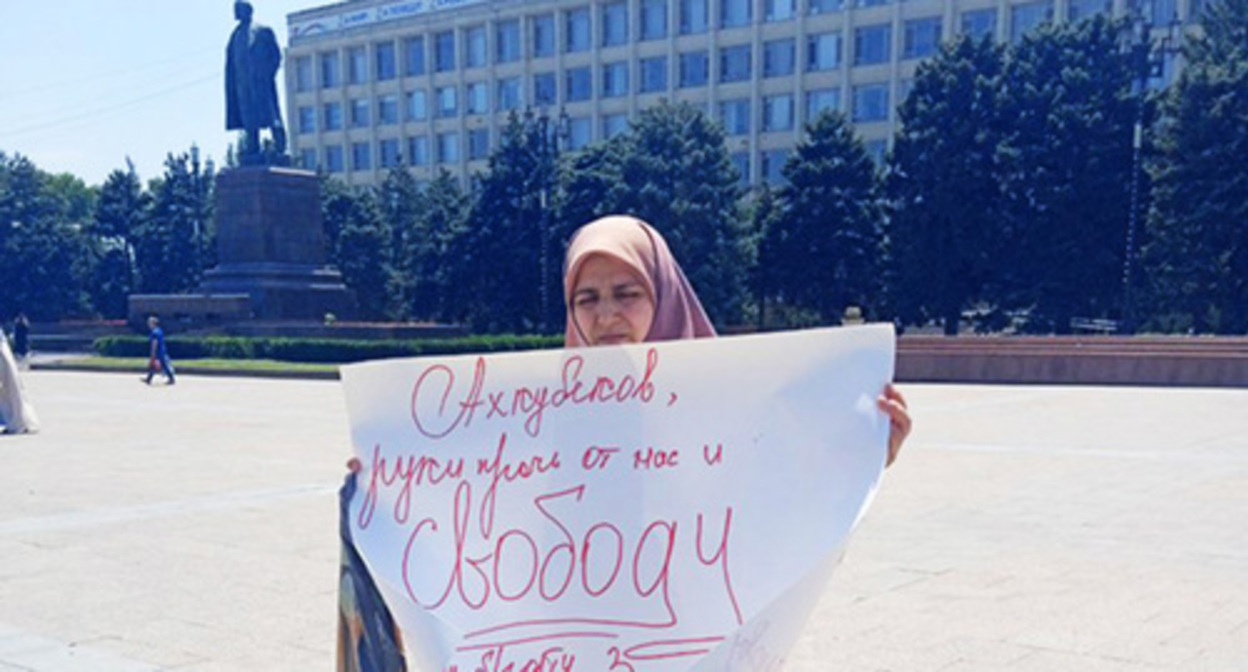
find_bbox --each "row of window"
[303,134,883,184]
[300,82,891,173]
[293,1,1080,91]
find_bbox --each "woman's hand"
[877,383,911,468]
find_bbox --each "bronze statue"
[226,1,287,162]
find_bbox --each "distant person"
[12,313,30,367]
[0,333,39,434]
[144,316,176,386]
[226,0,287,160]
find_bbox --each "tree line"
[2,5,1244,335]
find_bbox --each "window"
[404,37,426,76]
[1069,0,1111,20]
[719,45,752,82]
[566,8,591,52]
[639,56,668,92]
[466,82,488,115]
[435,31,456,71]
[719,98,751,135]
[763,38,795,77]
[465,26,487,68]
[497,20,521,63]
[437,132,460,163]
[406,90,428,121]
[533,14,556,57]
[603,1,629,46]
[641,0,668,40]
[299,148,317,170]
[903,17,941,59]
[323,102,343,130]
[898,78,915,104]
[320,52,340,88]
[602,61,629,97]
[807,32,841,71]
[808,0,842,15]
[350,98,370,127]
[960,9,996,40]
[324,145,345,173]
[351,141,372,171]
[761,149,787,183]
[731,152,750,186]
[568,117,593,150]
[854,24,891,66]
[498,77,523,111]
[678,50,709,87]
[721,0,751,28]
[468,129,491,160]
[1011,2,1052,42]
[679,0,708,34]
[408,136,430,166]
[380,138,402,167]
[566,66,592,102]
[298,106,316,134]
[1149,0,1176,23]
[348,47,368,84]
[763,94,794,131]
[603,113,629,138]
[856,0,888,7]
[436,86,458,118]
[765,0,794,21]
[806,88,841,121]
[534,72,557,104]
[295,56,313,92]
[376,42,396,80]
[378,94,399,125]
[852,83,889,122]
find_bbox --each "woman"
[563,214,910,465]
[0,332,40,434]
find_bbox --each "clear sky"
[0,0,321,188]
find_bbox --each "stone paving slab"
[1,371,1244,671]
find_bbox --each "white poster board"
[340,324,895,671]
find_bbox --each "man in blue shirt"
[144,316,176,385]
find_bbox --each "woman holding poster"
[337,214,911,671]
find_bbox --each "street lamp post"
[1120,5,1181,335]
[534,107,570,333]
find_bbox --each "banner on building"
[337,324,895,671]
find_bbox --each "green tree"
[1144,0,1248,333]
[607,102,749,325]
[1000,17,1139,333]
[456,113,563,332]
[378,162,425,319]
[772,111,884,324]
[134,150,214,293]
[0,153,92,319]
[334,188,391,320]
[888,36,1009,334]
[90,160,150,318]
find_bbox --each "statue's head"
[234,1,254,21]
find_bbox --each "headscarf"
[563,215,717,347]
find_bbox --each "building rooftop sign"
[289,0,486,41]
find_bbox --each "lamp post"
[1120,4,1181,335]
[534,106,570,333]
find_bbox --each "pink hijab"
[563,215,717,347]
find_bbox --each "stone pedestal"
[198,166,355,320]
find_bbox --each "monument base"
[198,262,356,321]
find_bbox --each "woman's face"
[571,254,656,346]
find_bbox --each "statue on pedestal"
[226,1,288,164]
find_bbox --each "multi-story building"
[284,0,1195,187]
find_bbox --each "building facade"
[285,0,1195,187]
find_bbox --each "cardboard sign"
[339,324,895,671]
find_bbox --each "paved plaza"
[1,370,1245,671]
